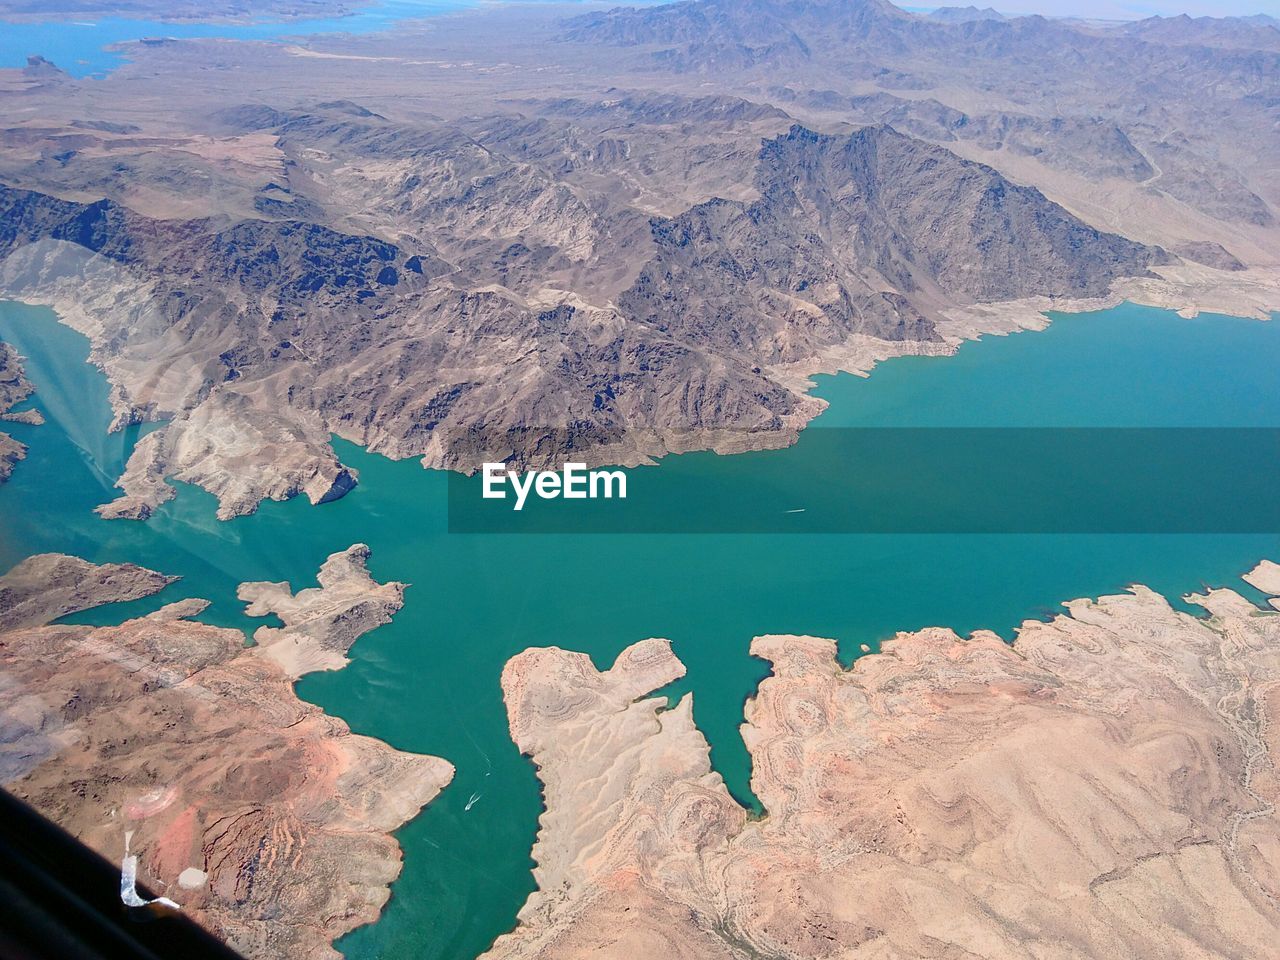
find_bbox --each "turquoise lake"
[1,299,1278,959]
[0,1,483,77]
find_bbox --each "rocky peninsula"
[489,563,1280,960]
[0,340,40,481]
[0,546,452,960]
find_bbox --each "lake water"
[0,1,477,77]
[1,299,1278,960]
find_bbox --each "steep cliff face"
[0,547,453,960]
[486,567,1280,960]
[0,118,1163,518]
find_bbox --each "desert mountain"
[0,117,1161,517]
[0,0,1274,515]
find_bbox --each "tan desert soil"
[0,545,453,960]
[489,560,1280,960]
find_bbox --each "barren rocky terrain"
[1,4,1279,957]
[0,340,39,480]
[0,0,1276,514]
[489,564,1280,960]
[0,546,453,960]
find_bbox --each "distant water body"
[1,299,1278,960]
[0,1,490,77]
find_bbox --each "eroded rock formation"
[0,546,452,960]
[489,563,1280,959]
[239,542,405,678]
[0,341,40,481]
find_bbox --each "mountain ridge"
[0,120,1164,516]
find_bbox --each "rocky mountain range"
[927,5,1004,23]
[0,0,1275,517]
[0,119,1162,517]
[1120,13,1280,52]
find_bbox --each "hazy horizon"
[923,0,1278,18]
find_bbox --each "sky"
[962,0,1279,16]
